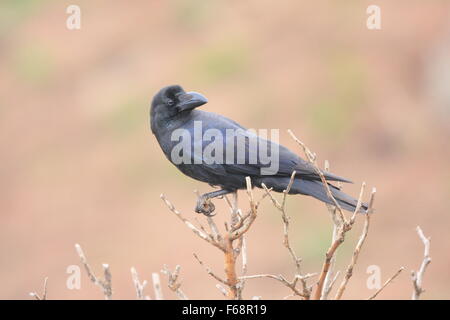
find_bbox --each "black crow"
[150,85,367,215]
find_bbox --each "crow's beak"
[177,92,208,112]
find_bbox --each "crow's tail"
[256,177,368,213]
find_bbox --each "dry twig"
[29,277,48,300]
[193,253,227,285]
[239,273,317,298]
[314,187,374,300]
[259,171,314,299]
[160,194,223,251]
[152,272,164,300]
[321,161,343,300]
[75,243,112,300]
[130,267,149,300]
[161,265,188,300]
[368,267,404,300]
[411,226,431,300]
[334,185,372,300]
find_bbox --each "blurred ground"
[1,0,450,299]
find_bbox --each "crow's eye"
[167,99,174,106]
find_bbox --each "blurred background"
[1,0,450,300]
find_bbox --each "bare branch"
[261,184,282,210]
[193,253,228,285]
[240,273,317,281]
[368,267,404,300]
[314,229,345,300]
[262,171,314,299]
[411,226,431,300]
[238,213,317,301]
[224,233,239,299]
[230,191,239,227]
[29,277,48,300]
[241,237,248,277]
[350,182,366,224]
[334,186,371,300]
[322,271,340,300]
[75,243,112,300]
[207,217,221,243]
[239,273,317,298]
[314,187,376,300]
[236,236,248,296]
[229,177,257,241]
[160,194,224,251]
[161,265,188,300]
[321,160,341,300]
[216,284,228,297]
[130,267,149,300]
[152,272,163,300]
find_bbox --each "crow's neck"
[152,111,194,137]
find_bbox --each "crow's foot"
[195,197,216,216]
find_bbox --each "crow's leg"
[195,189,234,216]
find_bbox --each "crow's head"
[150,85,208,131]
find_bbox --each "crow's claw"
[195,197,216,216]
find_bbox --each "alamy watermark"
[169,122,280,175]
[66,265,81,290]
[66,5,81,30]
[367,5,381,30]
[366,264,382,290]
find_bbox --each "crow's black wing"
[224,133,352,182]
[192,111,351,183]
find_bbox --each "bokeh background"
[1,0,450,300]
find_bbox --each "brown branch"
[236,236,248,294]
[162,176,260,300]
[368,267,404,300]
[314,187,376,300]
[224,179,257,299]
[411,226,431,300]
[75,243,112,300]
[321,161,343,300]
[334,187,371,300]
[224,233,239,299]
[314,230,345,300]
